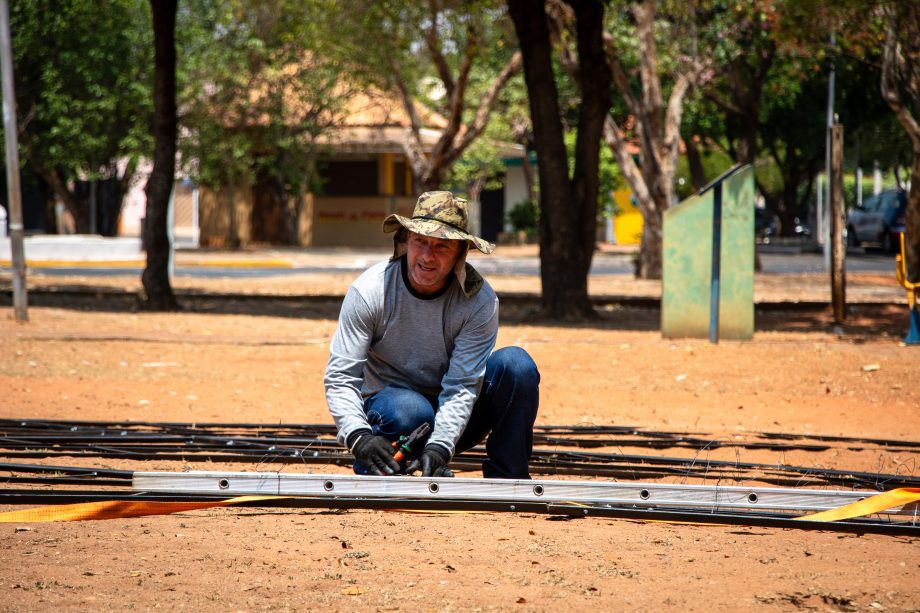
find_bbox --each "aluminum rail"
[132,471,915,517]
[2,488,916,536]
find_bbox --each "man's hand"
[352,435,401,476]
[406,446,454,477]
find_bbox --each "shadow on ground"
[2,285,910,341]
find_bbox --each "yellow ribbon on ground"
[0,496,279,523]
[1,488,917,524]
[795,488,920,522]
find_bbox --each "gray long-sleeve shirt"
[324,256,499,457]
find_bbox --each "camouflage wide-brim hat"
[382,191,495,254]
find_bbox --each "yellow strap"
[2,488,917,524]
[795,488,920,522]
[0,496,278,523]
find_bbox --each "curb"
[1,258,293,269]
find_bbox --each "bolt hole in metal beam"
[218,478,230,489]
[133,472,909,519]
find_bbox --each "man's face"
[406,231,463,295]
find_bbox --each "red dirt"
[1,266,918,612]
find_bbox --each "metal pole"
[830,123,846,323]
[0,0,27,321]
[856,166,863,207]
[815,173,823,246]
[823,31,836,271]
[708,181,722,344]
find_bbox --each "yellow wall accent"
[379,153,394,195]
[613,188,643,245]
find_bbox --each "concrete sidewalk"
[0,235,145,265]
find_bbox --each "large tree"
[880,0,920,281]
[141,0,178,310]
[10,0,151,234]
[178,0,346,246]
[600,0,703,279]
[698,2,828,236]
[341,0,522,193]
[509,0,611,319]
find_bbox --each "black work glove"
[406,445,454,478]
[351,435,401,476]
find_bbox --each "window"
[318,160,378,196]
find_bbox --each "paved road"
[18,248,898,278]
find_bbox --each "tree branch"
[703,89,743,116]
[881,7,920,149]
[425,0,455,99]
[392,66,429,183]
[603,116,653,215]
[431,20,478,167]
[447,51,523,166]
[633,0,663,146]
[602,32,639,117]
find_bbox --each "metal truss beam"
[132,471,916,517]
[1,488,916,536]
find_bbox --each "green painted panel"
[661,165,754,340]
[718,166,755,339]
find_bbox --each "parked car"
[846,189,907,254]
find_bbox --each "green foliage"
[506,198,538,235]
[684,0,908,223]
[563,130,624,217]
[330,0,524,190]
[177,0,346,192]
[10,0,152,179]
[675,147,734,200]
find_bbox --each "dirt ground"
[1,263,918,612]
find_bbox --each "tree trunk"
[632,185,673,279]
[285,158,312,247]
[250,167,286,244]
[509,0,610,320]
[226,185,240,249]
[880,2,920,282]
[29,162,86,232]
[684,135,707,191]
[141,0,178,310]
[636,211,663,278]
[600,0,698,280]
[906,151,920,282]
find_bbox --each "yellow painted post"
[379,153,394,196]
[895,232,920,344]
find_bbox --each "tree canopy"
[9,0,151,233]
[7,0,918,316]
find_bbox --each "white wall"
[503,165,528,234]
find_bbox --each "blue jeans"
[360,346,540,479]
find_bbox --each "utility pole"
[830,124,846,323]
[822,31,836,272]
[0,0,27,321]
